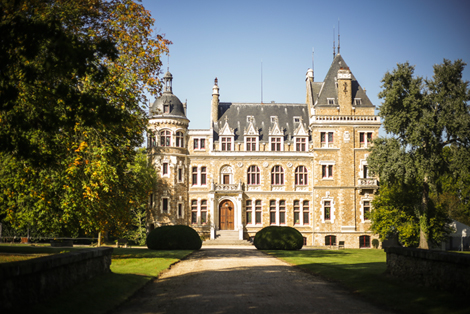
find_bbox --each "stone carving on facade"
[263,162,269,168]
[343,131,350,143]
[237,162,243,168]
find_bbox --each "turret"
[211,78,219,126]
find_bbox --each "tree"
[0,0,170,237]
[369,60,470,249]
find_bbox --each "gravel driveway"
[112,246,394,314]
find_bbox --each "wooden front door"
[223,174,230,184]
[219,200,234,230]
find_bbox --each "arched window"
[325,235,337,246]
[247,165,260,185]
[160,130,171,147]
[271,165,284,185]
[359,235,371,248]
[175,131,184,147]
[295,166,308,185]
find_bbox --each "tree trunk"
[419,178,431,249]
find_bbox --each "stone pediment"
[269,116,284,136]
[219,116,234,136]
[293,117,308,136]
[244,116,259,135]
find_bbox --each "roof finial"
[337,19,340,55]
[333,26,336,59]
[312,47,315,82]
[261,59,263,104]
[214,77,218,86]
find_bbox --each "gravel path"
[112,246,394,314]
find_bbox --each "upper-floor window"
[271,166,284,185]
[296,138,307,151]
[354,98,362,106]
[322,165,333,179]
[321,132,334,147]
[295,166,308,185]
[363,165,369,178]
[270,137,282,151]
[200,167,207,185]
[363,201,371,221]
[221,137,232,151]
[192,167,198,185]
[324,200,331,220]
[162,162,169,176]
[246,137,257,151]
[360,132,373,146]
[162,197,169,214]
[177,167,183,182]
[191,167,206,186]
[175,131,184,147]
[163,104,170,113]
[247,165,260,185]
[327,98,335,105]
[194,138,206,150]
[160,130,171,147]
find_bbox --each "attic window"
[354,98,362,106]
[293,117,301,123]
[163,104,170,113]
[270,116,278,123]
[247,115,254,123]
[327,98,335,105]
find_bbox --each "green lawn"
[268,249,468,314]
[0,245,192,314]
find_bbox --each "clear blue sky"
[142,0,470,131]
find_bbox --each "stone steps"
[203,230,253,246]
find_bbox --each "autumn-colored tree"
[369,60,470,249]
[0,0,170,237]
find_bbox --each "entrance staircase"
[203,230,253,246]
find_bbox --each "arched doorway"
[219,200,234,230]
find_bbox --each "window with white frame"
[324,200,331,221]
[359,132,373,147]
[247,165,260,185]
[327,98,335,105]
[295,166,308,185]
[246,200,253,225]
[303,200,309,225]
[200,200,207,224]
[162,197,169,214]
[245,137,257,151]
[191,200,197,224]
[162,162,169,177]
[295,137,307,151]
[320,132,334,147]
[177,203,184,219]
[294,200,300,224]
[221,137,232,151]
[191,166,207,186]
[271,166,284,185]
[160,130,171,147]
[269,200,276,225]
[193,138,206,150]
[354,98,362,106]
[322,165,333,179]
[270,137,283,151]
[363,165,369,179]
[200,167,207,185]
[163,104,170,113]
[361,199,372,223]
[255,200,262,224]
[192,167,198,185]
[321,195,335,223]
[279,200,286,224]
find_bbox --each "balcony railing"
[357,179,378,187]
[213,182,243,192]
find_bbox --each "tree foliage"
[0,0,170,236]
[369,60,470,248]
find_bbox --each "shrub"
[372,238,380,249]
[146,225,202,250]
[254,226,303,250]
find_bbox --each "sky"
[141,0,470,132]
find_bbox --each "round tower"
[148,71,190,229]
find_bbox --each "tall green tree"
[0,0,170,236]
[369,59,470,249]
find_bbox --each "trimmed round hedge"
[254,226,303,250]
[146,225,202,250]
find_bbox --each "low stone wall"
[0,247,113,311]
[385,247,470,295]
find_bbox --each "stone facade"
[148,54,381,248]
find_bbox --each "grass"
[1,245,192,314]
[268,249,468,314]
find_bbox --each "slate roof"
[214,102,309,142]
[149,71,188,120]
[314,54,374,108]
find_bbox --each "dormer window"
[293,116,301,123]
[327,98,335,105]
[163,104,170,113]
[354,98,362,106]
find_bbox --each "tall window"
[321,132,334,147]
[363,165,369,178]
[247,165,260,185]
[360,132,373,145]
[270,200,276,224]
[255,200,262,224]
[194,138,206,150]
[271,166,284,185]
[322,165,333,178]
[325,235,336,246]
[160,130,171,147]
[221,137,232,151]
[271,137,282,151]
[359,235,371,248]
[200,200,207,224]
[149,193,153,208]
[303,201,309,225]
[246,137,257,151]
[279,200,286,224]
[178,168,183,182]
[200,167,207,185]
[294,200,300,224]
[162,162,169,176]
[177,203,183,218]
[296,138,307,151]
[246,200,252,225]
[192,167,198,185]
[175,131,184,147]
[363,201,371,221]
[324,201,331,221]
[295,166,308,185]
[162,198,169,214]
[191,200,197,224]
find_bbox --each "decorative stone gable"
[219,116,234,136]
[293,117,308,137]
[244,116,259,135]
[269,116,283,136]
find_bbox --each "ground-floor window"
[303,237,307,246]
[191,200,197,224]
[359,235,371,248]
[303,200,309,225]
[279,200,286,224]
[246,200,252,224]
[255,200,262,224]
[325,235,336,246]
[270,200,276,224]
[200,200,207,224]
[294,200,300,224]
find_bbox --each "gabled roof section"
[293,117,309,136]
[219,116,234,136]
[316,54,374,108]
[269,116,284,136]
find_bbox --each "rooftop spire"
[338,19,340,55]
[333,26,336,59]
